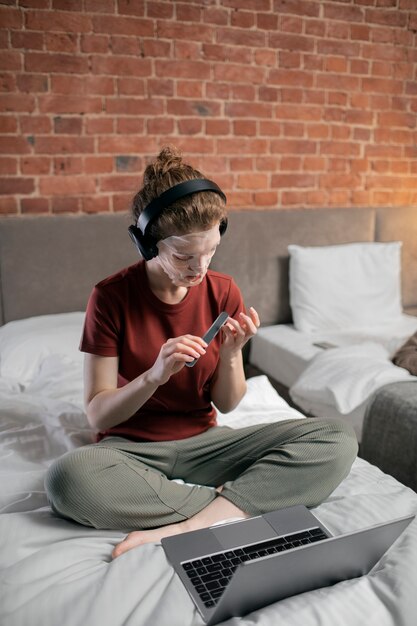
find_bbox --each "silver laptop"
[161,504,414,625]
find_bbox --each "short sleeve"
[79,284,121,357]
[226,277,246,319]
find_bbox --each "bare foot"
[112,520,186,559]
[111,495,249,560]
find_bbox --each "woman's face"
[155,224,221,287]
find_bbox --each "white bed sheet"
[250,314,417,440]
[1,327,417,626]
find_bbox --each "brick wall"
[0,0,416,216]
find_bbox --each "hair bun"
[144,146,183,184]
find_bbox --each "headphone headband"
[138,178,226,235]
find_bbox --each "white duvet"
[1,315,417,626]
[290,342,415,415]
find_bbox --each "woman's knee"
[45,446,105,526]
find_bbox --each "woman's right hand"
[148,335,207,386]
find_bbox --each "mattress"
[249,314,417,440]
[1,313,417,626]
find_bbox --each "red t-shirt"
[80,261,245,442]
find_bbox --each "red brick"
[269,69,314,87]
[40,176,95,195]
[20,115,51,133]
[116,118,145,134]
[275,104,321,121]
[100,174,138,192]
[0,157,17,174]
[0,137,31,154]
[82,196,111,213]
[11,31,44,50]
[117,76,147,96]
[319,142,361,156]
[114,155,142,172]
[0,6,23,28]
[177,3,203,22]
[20,156,51,175]
[86,118,114,134]
[21,198,49,214]
[205,119,230,135]
[237,173,268,189]
[54,116,83,134]
[214,63,265,85]
[85,0,115,12]
[0,51,22,72]
[254,191,278,206]
[53,0,83,10]
[92,56,152,77]
[0,115,17,133]
[231,85,255,101]
[167,99,221,117]
[225,102,272,119]
[155,59,210,80]
[142,39,171,57]
[51,196,81,213]
[0,176,34,194]
[84,156,113,174]
[362,77,403,95]
[25,53,89,74]
[93,14,152,36]
[111,35,142,56]
[0,196,18,214]
[34,137,94,154]
[259,121,281,136]
[117,0,145,16]
[378,112,416,128]
[176,81,203,98]
[269,32,314,52]
[0,74,16,93]
[203,44,252,65]
[177,118,203,135]
[217,138,267,155]
[112,192,133,212]
[147,1,174,19]
[51,75,115,95]
[319,173,361,189]
[39,95,102,114]
[80,34,110,54]
[99,136,159,154]
[202,6,228,25]
[53,156,83,175]
[16,74,48,93]
[157,21,214,43]
[233,120,257,136]
[231,10,255,28]
[26,10,92,32]
[146,117,174,134]
[45,32,78,53]
[106,97,164,116]
[365,7,408,27]
[147,78,173,97]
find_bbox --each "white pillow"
[0,312,84,385]
[288,242,403,332]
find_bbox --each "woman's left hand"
[220,307,260,358]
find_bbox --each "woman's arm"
[84,334,208,431]
[210,307,260,413]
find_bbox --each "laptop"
[161,504,414,625]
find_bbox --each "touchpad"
[212,516,276,549]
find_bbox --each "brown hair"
[131,146,227,240]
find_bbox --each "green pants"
[45,418,357,531]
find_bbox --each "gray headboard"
[1,207,416,326]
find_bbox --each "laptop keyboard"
[181,526,328,608]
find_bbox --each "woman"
[45,147,357,560]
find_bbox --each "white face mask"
[155,225,221,287]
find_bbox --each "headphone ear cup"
[128,225,158,261]
[219,218,228,236]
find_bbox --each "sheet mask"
[155,225,221,287]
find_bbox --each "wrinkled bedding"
[1,358,417,626]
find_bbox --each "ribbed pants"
[45,418,357,531]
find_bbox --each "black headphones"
[128,178,228,261]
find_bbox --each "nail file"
[185,311,229,368]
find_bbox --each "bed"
[1,211,417,626]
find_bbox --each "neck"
[145,260,188,304]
